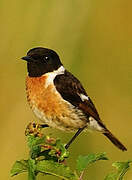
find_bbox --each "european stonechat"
[22,47,127,151]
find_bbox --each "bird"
[21,47,127,151]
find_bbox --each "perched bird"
[22,47,127,151]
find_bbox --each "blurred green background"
[0,0,131,179]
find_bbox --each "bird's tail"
[103,129,127,151]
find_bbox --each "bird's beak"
[21,56,32,62]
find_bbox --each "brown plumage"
[54,71,127,151]
[22,47,127,151]
[103,130,127,151]
[26,75,87,131]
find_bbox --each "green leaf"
[76,152,108,172]
[27,135,46,158]
[27,135,46,149]
[49,139,69,161]
[105,160,132,180]
[104,173,118,180]
[36,160,78,180]
[10,160,28,177]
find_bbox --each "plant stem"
[28,159,36,180]
[79,171,84,180]
[28,171,36,180]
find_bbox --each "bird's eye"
[42,56,51,63]
[44,56,49,61]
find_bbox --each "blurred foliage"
[11,123,78,180]
[10,123,131,180]
[105,161,132,180]
[0,0,131,180]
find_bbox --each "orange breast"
[26,75,65,117]
[26,75,87,131]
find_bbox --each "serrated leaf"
[104,160,132,180]
[76,152,108,171]
[36,160,78,180]
[10,160,28,177]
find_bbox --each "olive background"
[0,0,131,180]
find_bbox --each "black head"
[21,47,63,77]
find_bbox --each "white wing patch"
[88,116,103,131]
[79,93,89,101]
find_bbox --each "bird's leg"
[65,126,86,149]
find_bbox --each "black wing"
[54,70,103,124]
